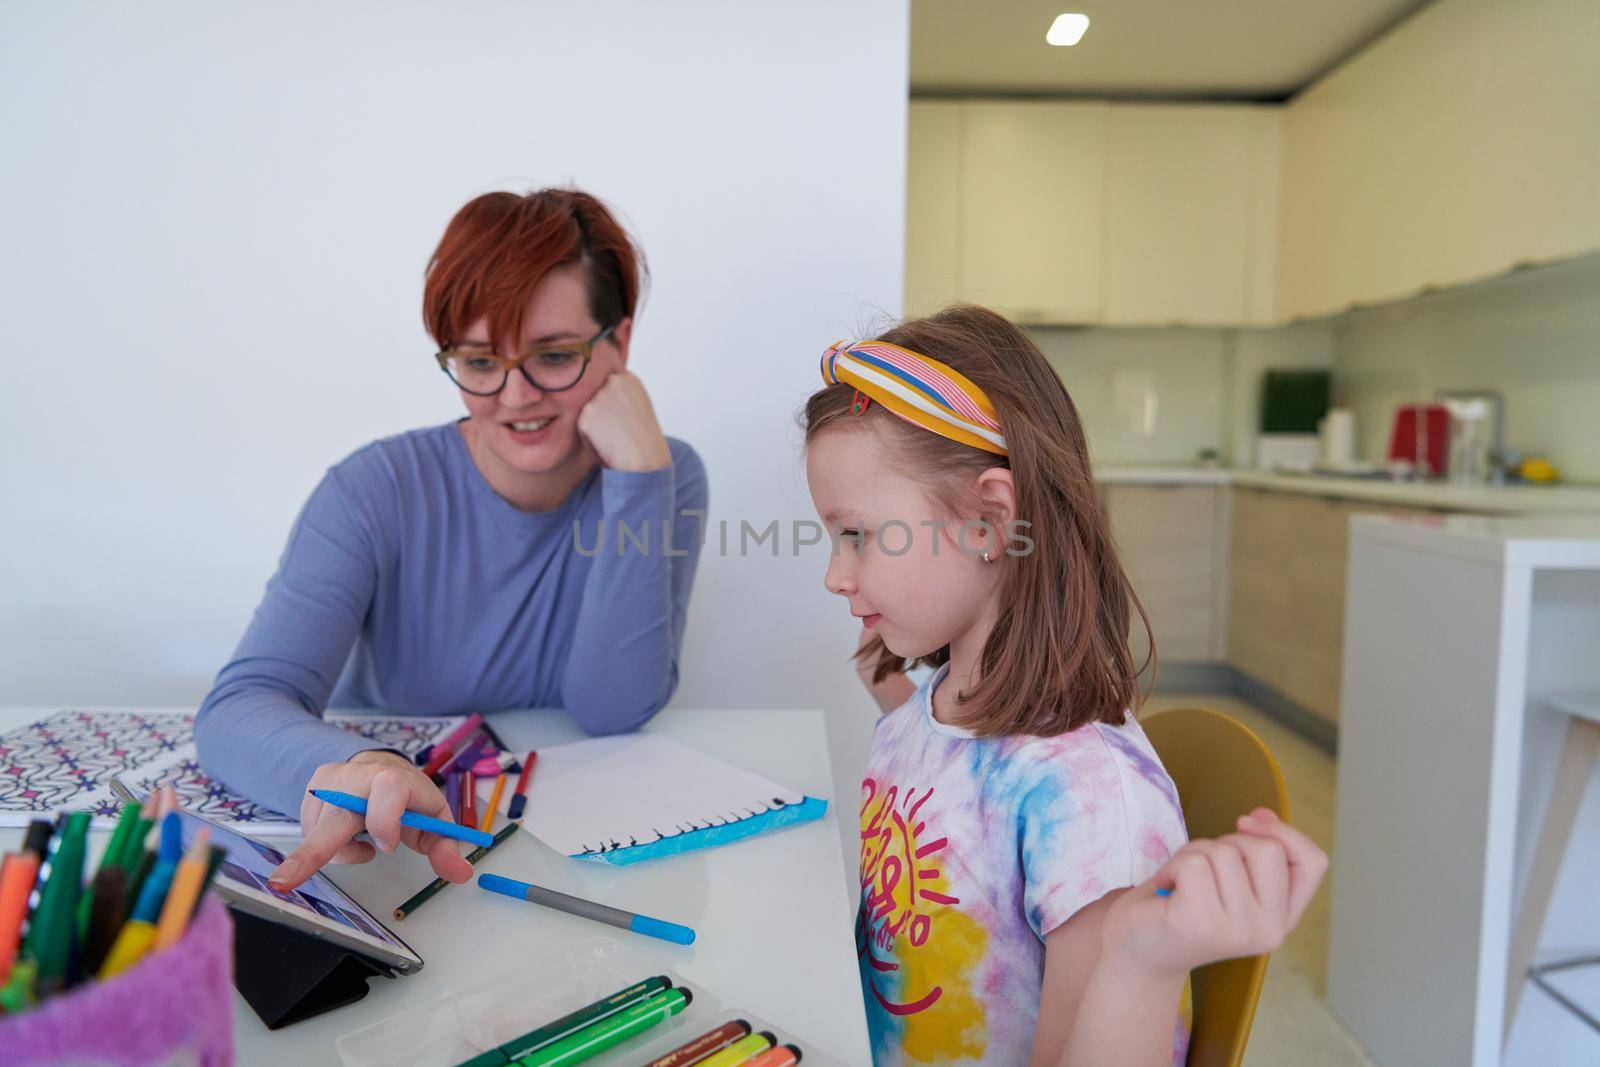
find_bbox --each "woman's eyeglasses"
[435,324,614,397]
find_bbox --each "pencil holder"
[1,895,235,1067]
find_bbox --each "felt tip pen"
[477,873,696,945]
[506,751,537,821]
[694,1031,777,1067]
[421,714,485,778]
[643,1019,753,1067]
[517,986,691,1067]
[310,789,494,847]
[744,1044,803,1067]
[451,975,673,1066]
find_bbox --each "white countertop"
[0,706,873,1067]
[1349,512,1600,568]
[1096,466,1600,515]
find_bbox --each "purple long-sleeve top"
[194,421,707,818]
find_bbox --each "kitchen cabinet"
[905,100,1281,326]
[1106,484,1227,664]
[1228,488,1419,723]
[1276,0,1600,320]
[958,101,1108,325]
[1103,104,1282,327]
[904,101,963,318]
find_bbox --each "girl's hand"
[1100,808,1328,979]
[575,370,672,472]
[267,750,474,891]
[855,625,916,712]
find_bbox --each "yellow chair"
[1141,707,1291,1067]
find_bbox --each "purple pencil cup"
[2,895,235,1066]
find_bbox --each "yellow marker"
[153,829,211,951]
[695,1032,776,1067]
[481,773,507,833]
[98,921,156,978]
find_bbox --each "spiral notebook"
[492,734,827,866]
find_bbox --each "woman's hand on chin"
[576,370,672,472]
[267,750,474,891]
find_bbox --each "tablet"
[172,807,424,974]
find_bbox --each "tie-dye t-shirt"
[856,664,1190,1067]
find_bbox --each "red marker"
[507,750,538,821]
[459,772,478,831]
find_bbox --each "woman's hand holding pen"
[267,751,473,892]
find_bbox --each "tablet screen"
[172,808,422,970]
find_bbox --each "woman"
[193,188,707,891]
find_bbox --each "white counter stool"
[1505,692,1600,1044]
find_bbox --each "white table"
[0,706,873,1067]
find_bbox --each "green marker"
[78,802,139,936]
[453,975,672,1067]
[28,812,89,992]
[517,987,691,1067]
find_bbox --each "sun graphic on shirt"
[858,780,989,1060]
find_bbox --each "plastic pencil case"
[0,896,235,1067]
[337,936,851,1067]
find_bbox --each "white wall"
[0,1,908,865]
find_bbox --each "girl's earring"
[982,549,993,564]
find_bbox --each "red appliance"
[1387,404,1449,477]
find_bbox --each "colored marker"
[473,751,519,777]
[518,986,691,1067]
[1155,887,1172,897]
[29,812,90,992]
[395,821,519,921]
[0,821,52,985]
[310,789,493,848]
[481,773,507,832]
[452,975,673,1066]
[477,873,695,945]
[421,714,485,778]
[644,1019,753,1067]
[81,866,128,977]
[745,1045,802,1067]
[191,845,227,919]
[154,828,211,950]
[695,1032,777,1067]
[115,792,159,871]
[460,772,478,833]
[437,735,489,780]
[507,751,537,821]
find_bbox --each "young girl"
[803,305,1327,1067]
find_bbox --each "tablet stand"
[231,906,399,1029]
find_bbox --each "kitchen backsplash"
[1033,251,1598,483]
[1332,253,1600,484]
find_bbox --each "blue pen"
[309,789,494,847]
[158,811,182,864]
[478,873,696,946]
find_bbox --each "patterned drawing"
[0,710,465,831]
[0,711,193,826]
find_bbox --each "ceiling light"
[1046,13,1090,47]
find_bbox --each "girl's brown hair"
[803,304,1153,737]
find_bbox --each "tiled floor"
[1142,693,1380,1067]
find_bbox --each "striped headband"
[820,340,1008,456]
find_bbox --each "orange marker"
[481,773,507,833]
[745,1045,802,1067]
[153,829,211,950]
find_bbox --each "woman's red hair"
[423,188,646,352]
